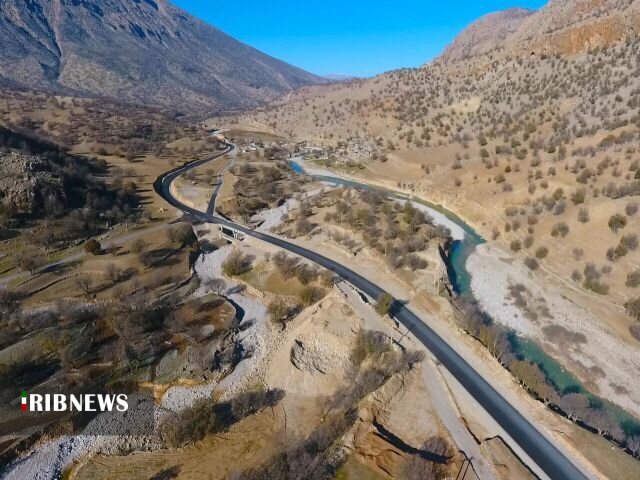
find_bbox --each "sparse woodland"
[235,37,640,339]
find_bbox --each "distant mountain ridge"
[323,74,359,82]
[439,0,640,63]
[0,0,327,113]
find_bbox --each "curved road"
[154,144,589,480]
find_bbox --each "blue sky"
[173,0,547,77]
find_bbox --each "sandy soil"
[170,175,213,213]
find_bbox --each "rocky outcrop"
[439,8,535,62]
[0,151,64,216]
[440,0,640,63]
[290,337,336,374]
[511,0,640,56]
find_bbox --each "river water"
[290,159,640,437]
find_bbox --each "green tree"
[608,214,627,233]
[84,239,102,256]
[375,292,394,316]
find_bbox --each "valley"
[1,0,639,479]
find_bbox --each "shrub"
[620,234,638,251]
[294,264,319,285]
[375,292,394,316]
[606,245,627,261]
[608,214,627,233]
[352,330,391,365]
[552,188,564,201]
[130,238,146,254]
[221,250,253,276]
[405,253,428,271]
[84,239,102,256]
[104,263,123,284]
[268,298,294,328]
[553,201,566,216]
[551,222,569,237]
[161,389,284,447]
[535,246,549,259]
[626,202,638,216]
[299,286,325,306]
[319,271,336,288]
[625,298,640,321]
[577,208,590,223]
[522,236,533,249]
[584,278,610,295]
[524,257,539,270]
[296,216,314,236]
[510,240,522,252]
[272,252,300,279]
[626,270,640,288]
[571,188,586,205]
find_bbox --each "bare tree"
[130,238,146,254]
[558,393,590,422]
[268,298,293,329]
[401,436,453,480]
[105,263,123,284]
[222,250,253,276]
[75,276,93,296]
[15,251,43,275]
[207,278,227,295]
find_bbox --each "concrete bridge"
[219,225,245,241]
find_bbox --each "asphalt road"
[153,144,589,480]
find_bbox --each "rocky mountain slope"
[439,7,535,62]
[0,151,63,216]
[511,0,640,55]
[0,0,326,113]
[441,0,640,63]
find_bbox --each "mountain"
[510,0,640,55]
[0,0,327,113]
[323,74,359,82]
[439,7,535,62]
[440,0,640,63]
